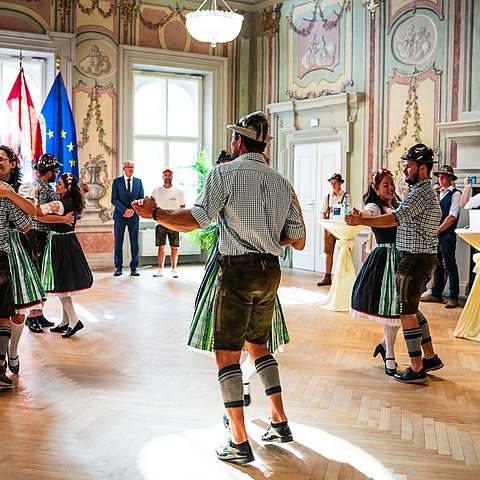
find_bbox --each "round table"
[318,220,366,311]
[453,229,480,341]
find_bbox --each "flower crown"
[371,168,393,186]
[64,172,75,187]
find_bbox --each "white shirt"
[439,185,461,218]
[152,185,185,210]
[123,174,134,191]
[320,189,352,215]
[465,192,480,209]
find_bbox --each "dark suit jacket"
[111,176,144,221]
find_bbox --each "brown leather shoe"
[317,275,332,287]
[445,298,458,308]
[420,295,442,303]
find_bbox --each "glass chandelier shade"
[186,0,244,48]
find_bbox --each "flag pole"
[55,52,61,73]
[19,50,23,69]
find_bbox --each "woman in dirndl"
[0,145,45,375]
[36,172,93,338]
[350,168,401,376]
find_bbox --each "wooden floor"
[0,265,479,480]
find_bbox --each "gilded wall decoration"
[74,0,118,39]
[392,15,436,65]
[286,1,352,99]
[261,4,282,38]
[77,40,116,78]
[387,0,443,32]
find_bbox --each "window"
[132,71,202,207]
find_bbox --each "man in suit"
[111,161,144,276]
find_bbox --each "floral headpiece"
[64,172,75,188]
[371,168,393,187]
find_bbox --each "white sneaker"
[421,288,432,299]
[153,268,163,277]
[171,268,178,278]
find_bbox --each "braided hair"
[60,172,85,215]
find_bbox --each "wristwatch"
[152,207,159,221]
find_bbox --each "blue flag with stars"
[40,73,79,178]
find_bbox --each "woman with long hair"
[350,168,401,376]
[36,172,93,337]
[0,145,44,375]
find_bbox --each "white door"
[292,141,342,272]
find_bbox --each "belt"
[218,253,278,266]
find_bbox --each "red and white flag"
[6,67,43,165]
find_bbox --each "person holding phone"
[460,175,480,209]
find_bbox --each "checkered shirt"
[191,152,305,256]
[0,181,31,253]
[393,179,442,254]
[31,177,59,232]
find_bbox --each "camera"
[467,175,477,184]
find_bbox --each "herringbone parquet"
[0,265,478,480]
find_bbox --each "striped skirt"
[187,247,290,354]
[7,229,46,314]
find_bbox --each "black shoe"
[50,324,68,333]
[243,393,251,407]
[394,367,428,384]
[37,315,55,327]
[114,269,122,276]
[62,320,84,338]
[422,354,444,372]
[7,355,19,375]
[262,422,293,443]
[216,439,254,465]
[384,358,397,376]
[130,270,140,276]
[26,317,44,333]
[373,343,386,362]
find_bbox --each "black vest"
[439,188,459,234]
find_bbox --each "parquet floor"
[0,265,478,480]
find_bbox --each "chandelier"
[186,0,244,48]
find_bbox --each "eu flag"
[40,73,79,178]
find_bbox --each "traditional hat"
[327,173,345,184]
[401,143,437,164]
[216,150,232,165]
[35,153,62,171]
[433,165,457,181]
[227,111,274,143]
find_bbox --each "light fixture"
[186,0,244,48]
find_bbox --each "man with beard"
[151,168,185,278]
[346,144,444,384]
[132,111,305,465]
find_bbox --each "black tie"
[127,178,131,194]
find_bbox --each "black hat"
[433,165,457,181]
[227,111,274,143]
[401,144,437,164]
[35,153,62,171]
[327,173,345,184]
[216,150,232,165]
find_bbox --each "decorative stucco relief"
[392,15,436,65]
[77,40,116,78]
[387,0,443,32]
